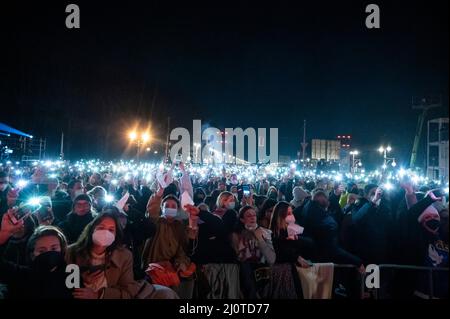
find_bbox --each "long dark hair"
[258,198,277,223]
[71,212,124,262]
[270,201,291,238]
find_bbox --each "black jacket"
[58,211,96,244]
[302,200,362,266]
[351,198,392,264]
[0,259,73,299]
[190,209,236,264]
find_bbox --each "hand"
[358,264,366,274]
[372,187,383,204]
[82,270,104,285]
[347,194,358,205]
[400,181,414,195]
[297,256,312,268]
[177,263,187,273]
[426,190,442,202]
[73,288,99,299]
[1,208,25,236]
[123,203,130,212]
[184,204,200,216]
[179,161,185,172]
[241,195,254,207]
[253,227,264,241]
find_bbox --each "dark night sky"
[1,0,448,168]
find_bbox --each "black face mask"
[32,251,65,272]
[424,219,441,234]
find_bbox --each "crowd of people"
[0,159,448,299]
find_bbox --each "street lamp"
[349,150,360,173]
[378,145,395,170]
[128,130,151,162]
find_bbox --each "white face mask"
[74,189,84,198]
[162,207,178,218]
[92,229,115,247]
[227,202,236,210]
[285,214,296,224]
[245,223,258,231]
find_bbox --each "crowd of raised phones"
[0,161,448,299]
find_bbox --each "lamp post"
[349,150,360,174]
[129,131,150,163]
[378,146,396,170]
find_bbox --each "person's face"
[74,200,91,216]
[163,199,178,210]
[265,207,274,219]
[222,195,235,208]
[231,186,238,194]
[33,236,61,259]
[286,206,293,216]
[95,217,116,237]
[241,209,257,226]
[218,183,226,191]
[366,187,377,200]
[0,177,9,192]
[89,174,100,185]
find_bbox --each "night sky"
[1,0,448,168]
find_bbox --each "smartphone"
[37,205,53,222]
[242,185,250,197]
[8,205,32,225]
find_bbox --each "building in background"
[427,118,449,182]
[311,139,341,161]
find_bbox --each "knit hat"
[292,186,309,202]
[73,193,92,205]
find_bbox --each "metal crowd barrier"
[333,263,449,299]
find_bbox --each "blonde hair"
[216,191,234,208]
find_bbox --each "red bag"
[179,262,196,278]
[146,262,180,287]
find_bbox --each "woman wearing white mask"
[231,206,275,298]
[213,191,238,234]
[142,194,195,298]
[66,212,141,299]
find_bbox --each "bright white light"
[14,170,22,175]
[15,162,20,165]
[391,161,397,167]
[444,187,449,195]
[290,163,296,169]
[105,194,114,203]
[111,179,118,186]
[28,197,41,206]
[378,147,384,153]
[49,174,57,179]
[398,168,406,178]
[382,164,387,170]
[17,180,28,188]
[383,182,394,191]
[335,174,343,182]
[386,146,392,152]
[6,161,11,165]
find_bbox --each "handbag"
[146,261,180,287]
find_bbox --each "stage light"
[105,194,114,203]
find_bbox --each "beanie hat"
[73,194,92,205]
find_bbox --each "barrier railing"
[333,263,449,299]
